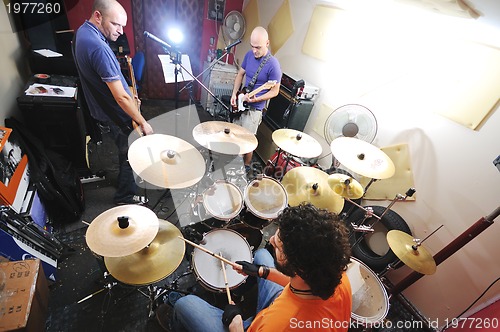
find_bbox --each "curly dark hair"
[276,203,351,300]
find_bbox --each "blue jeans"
[107,121,137,203]
[172,248,283,331]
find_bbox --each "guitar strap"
[247,53,272,92]
[72,30,133,135]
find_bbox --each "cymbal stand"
[77,272,117,304]
[349,188,416,248]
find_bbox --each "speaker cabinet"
[16,76,90,177]
[263,90,313,131]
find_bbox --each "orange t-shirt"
[247,273,352,332]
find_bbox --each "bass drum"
[346,206,412,273]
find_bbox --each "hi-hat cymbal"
[281,166,344,214]
[272,129,322,159]
[330,137,395,179]
[327,173,364,199]
[386,230,437,275]
[105,219,185,285]
[86,205,159,257]
[128,134,205,189]
[192,121,258,155]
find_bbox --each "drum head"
[203,181,243,221]
[192,229,252,290]
[244,176,288,220]
[346,257,389,325]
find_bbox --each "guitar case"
[5,117,85,224]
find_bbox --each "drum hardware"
[348,188,416,248]
[385,225,442,276]
[330,136,395,180]
[192,121,258,155]
[77,272,117,304]
[281,166,344,214]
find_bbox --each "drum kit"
[81,120,439,326]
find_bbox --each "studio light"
[168,27,184,45]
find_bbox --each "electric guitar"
[126,56,143,136]
[233,80,277,113]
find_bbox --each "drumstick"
[178,236,239,268]
[220,252,232,304]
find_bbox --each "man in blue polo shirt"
[73,0,153,205]
[230,26,282,176]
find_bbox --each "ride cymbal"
[272,129,322,159]
[281,166,344,214]
[86,205,159,257]
[193,121,258,155]
[386,230,437,275]
[128,134,205,189]
[330,137,395,179]
[105,219,185,285]
[327,173,364,199]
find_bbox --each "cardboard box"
[0,259,49,332]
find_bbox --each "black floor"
[44,99,433,332]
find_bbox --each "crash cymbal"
[128,134,205,189]
[386,230,437,275]
[192,121,258,155]
[281,166,344,214]
[86,205,159,257]
[105,219,185,285]
[330,137,395,179]
[272,129,322,159]
[327,173,364,199]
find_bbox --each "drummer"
[157,203,352,331]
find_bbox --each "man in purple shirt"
[231,26,282,176]
[73,0,153,205]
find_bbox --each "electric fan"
[222,11,246,47]
[324,104,378,144]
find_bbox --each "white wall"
[242,0,500,327]
[0,7,30,122]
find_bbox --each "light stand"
[179,40,242,121]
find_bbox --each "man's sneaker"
[114,195,148,206]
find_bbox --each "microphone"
[224,39,241,51]
[144,31,172,50]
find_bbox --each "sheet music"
[158,54,193,83]
[34,49,63,57]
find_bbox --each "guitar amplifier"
[263,73,314,131]
[16,75,91,177]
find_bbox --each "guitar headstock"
[264,80,278,88]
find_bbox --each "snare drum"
[200,180,244,228]
[242,176,288,229]
[346,257,389,327]
[191,229,252,292]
